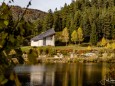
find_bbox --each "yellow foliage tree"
[62,27,69,46]
[111,42,115,49]
[87,45,92,50]
[101,37,107,47]
[71,30,78,45]
[106,43,111,49]
[77,27,84,44]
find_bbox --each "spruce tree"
[43,9,53,31]
[53,8,61,31]
[103,14,111,39]
[61,3,68,29]
[90,23,98,45]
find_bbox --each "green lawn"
[21,46,32,52]
[21,45,104,52]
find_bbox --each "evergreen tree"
[62,27,69,46]
[74,10,81,29]
[53,8,61,31]
[43,9,53,31]
[90,23,98,45]
[61,3,68,29]
[35,19,43,34]
[81,9,91,38]
[70,16,76,34]
[103,14,111,39]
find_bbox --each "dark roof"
[31,29,55,41]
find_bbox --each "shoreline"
[35,56,115,64]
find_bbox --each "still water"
[8,63,115,86]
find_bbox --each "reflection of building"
[30,66,55,86]
[14,65,55,86]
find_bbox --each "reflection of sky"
[0,0,72,12]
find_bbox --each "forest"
[35,0,115,45]
[1,0,114,46]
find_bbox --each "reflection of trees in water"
[55,63,103,86]
[106,63,115,80]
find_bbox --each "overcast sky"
[0,0,72,12]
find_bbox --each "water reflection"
[14,64,55,86]
[13,63,114,86]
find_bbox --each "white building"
[31,29,55,47]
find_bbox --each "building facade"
[31,29,55,47]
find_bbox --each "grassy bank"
[21,45,104,52]
[20,45,115,64]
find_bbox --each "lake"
[6,62,115,86]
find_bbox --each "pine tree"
[74,11,81,29]
[43,9,53,31]
[62,27,69,46]
[103,14,111,39]
[61,3,68,29]
[53,8,61,32]
[90,23,98,45]
[71,30,78,45]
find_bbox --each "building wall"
[31,40,43,46]
[38,40,43,46]
[46,35,55,46]
[31,35,55,46]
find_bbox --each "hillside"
[41,0,115,45]
[10,6,47,22]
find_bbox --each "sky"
[0,0,72,12]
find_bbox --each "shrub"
[49,48,56,56]
[28,48,38,64]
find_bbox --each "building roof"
[31,29,55,41]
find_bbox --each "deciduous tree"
[62,27,69,46]
[71,30,78,45]
[101,37,107,47]
[77,27,84,44]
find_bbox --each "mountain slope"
[10,6,47,22]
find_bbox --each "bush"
[48,48,56,56]
[28,48,38,64]
[38,46,56,56]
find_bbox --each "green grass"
[21,46,32,52]
[21,45,105,52]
